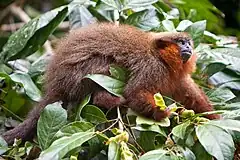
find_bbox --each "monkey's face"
[174,39,193,63]
[151,32,194,64]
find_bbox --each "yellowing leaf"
[154,93,167,110]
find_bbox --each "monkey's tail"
[2,98,51,145]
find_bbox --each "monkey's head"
[150,32,196,74]
[151,32,194,64]
[173,37,193,63]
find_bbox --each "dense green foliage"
[0,0,240,159]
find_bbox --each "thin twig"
[0,105,24,122]
[119,119,145,153]
[9,4,30,22]
[100,119,119,134]
[117,107,124,131]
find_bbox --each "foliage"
[0,0,240,159]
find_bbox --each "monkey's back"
[44,23,159,104]
[54,23,152,64]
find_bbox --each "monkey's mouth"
[181,50,192,63]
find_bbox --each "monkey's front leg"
[173,76,220,119]
[124,88,170,121]
[92,90,125,109]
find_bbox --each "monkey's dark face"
[175,39,193,63]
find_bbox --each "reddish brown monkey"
[2,23,220,144]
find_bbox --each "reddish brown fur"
[2,23,219,144]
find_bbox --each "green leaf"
[3,89,25,114]
[75,94,91,121]
[81,105,107,124]
[0,136,8,155]
[196,124,235,160]
[109,65,129,82]
[108,141,121,160]
[101,0,122,11]
[204,31,220,43]
[161,20,176,32]
[211,48,240,75]
[209,71,240,90]
[172,121,191,139]
[139,149,169,160]
[84,74,125,97]
[28,54,49,77]
[0,6,68,62]
[176,20,193,31]
[54,121,94,139]
[69,3,96,29]
[192,142,212,160]
[125,9,160,31]
[123,0,158,10]
[215,102,240,111]
[154,93,167,110]
[204,62,227,77]
[208,119,240,133]
[136,115,170,127]
[37,102,67,150]
[222,109,240,120]
[39,132,95,160]
[137,131,157,151]
[181,147,196,160]
[133,124,167,137]
[207,88,235,103]
[185,20,206,47]
[10,72,41,101]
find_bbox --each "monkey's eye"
[178,40,185,45]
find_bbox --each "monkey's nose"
[181,52,191,63]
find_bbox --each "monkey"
[2,23,220,145]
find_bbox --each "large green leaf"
[69,3,96,29]
[10,72,41,101]
[185,20,206,47]
[75,94,91,121]
[54,121,94,139]
[208,119,240,133]
[108,141,121,160]
[133,124,167,137]
[84,74,125,97]
[109,65,129,82]
[137,131,157,151]
[125,9,160,31]
[172,121,191,139]
[192,142,212,160]
[139,149,169,160]
[176,20,193,31]
[101,0,122,11]
[209,71,240,90]
[39,132,95,160]
[37,102,67,150]
[81,105,107,124]
[136,115,170,127]
[0,136,8,155]
[0,6,68,62]
[211,48,240,75]
[207,88,235,103]
[171,0,223,33]
[3,90,25,114]
[122,0,158,10]
[196,124,235,160]
[28,54,49,77]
